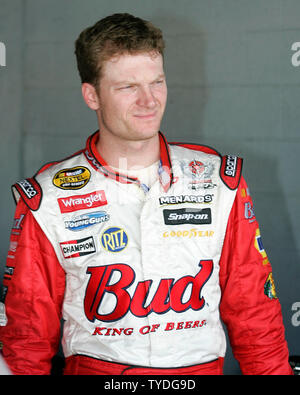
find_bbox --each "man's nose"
[136,86,156,108]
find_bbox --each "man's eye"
[119,85,134,90]
[153,80,165,86]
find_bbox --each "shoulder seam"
[34,149,85,176]
[169,141,222,157]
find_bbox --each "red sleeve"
[0,199,66,375]
[219,176,293,375]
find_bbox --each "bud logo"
[101,227,128,252]
[58,190,107,213]
[84,260,213,322]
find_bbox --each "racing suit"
[0,131,292,375]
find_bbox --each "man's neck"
[96,130,160,170]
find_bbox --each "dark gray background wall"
[0,0,299,375]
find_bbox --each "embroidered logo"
[58,190,107,213]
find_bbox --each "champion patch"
[60,236,96,259]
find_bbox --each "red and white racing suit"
[0,131,292,375]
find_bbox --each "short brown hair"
[75,13,165,87]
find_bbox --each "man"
[0,13,293,375]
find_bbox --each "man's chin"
[129,129,160,142]
[126,122,161,141]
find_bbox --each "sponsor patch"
[60,236,96,259]
[58,190,107,213]
[254,228,270,266]
[84,260,213,323]
[163,208,212,225]
[159,194,213,205]
[0,302,7,326]
[12,178,42,211]
[264,273,277,300]
[188,160,205,177]
[4,266,14,277]
[16,179,38,199]
[65,211,110,231]
[11,214,25,235]
[241,187,251,198]
[180,159,216,190]
[8,241,18,254]
[53,166,91,190]
[3,266,14,284]
[224,155,237,177]
[220,155,243,190]
[244,202,256,222]
[163,229,214,238]
[101,227,128,253]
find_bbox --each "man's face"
[95,52,167,142]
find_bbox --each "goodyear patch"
[53,166,91,190]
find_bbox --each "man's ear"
[81,83,100,110]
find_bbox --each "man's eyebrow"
[154,73,166,80]
[112,74,166,86]
[113,80,137,86]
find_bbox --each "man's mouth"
[134,112,157,119]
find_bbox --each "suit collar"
[84,130,173,192]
